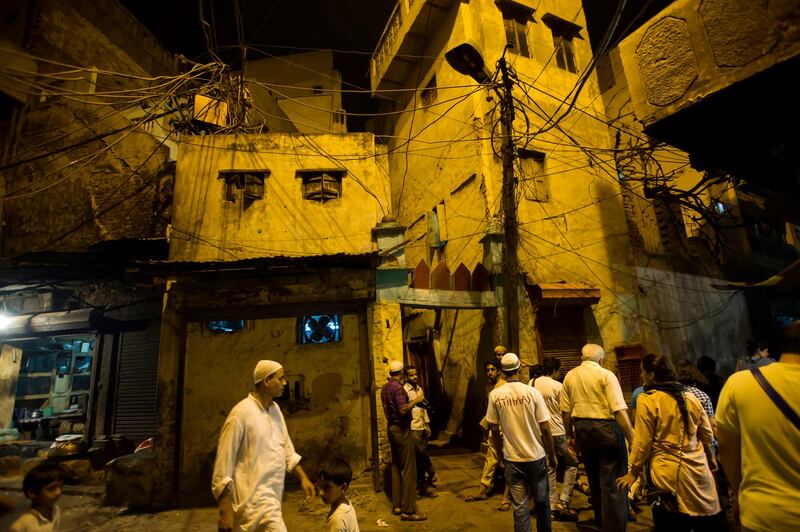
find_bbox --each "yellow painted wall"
[170,133,390,261]
[179,314,370,503]
[374,0,655,435]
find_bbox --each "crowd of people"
[5,324,797,532]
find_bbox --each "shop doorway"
[3,334,96,441]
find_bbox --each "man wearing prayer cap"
[212,360,315,531]
[380,360,428,521]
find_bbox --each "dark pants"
[411,429,435,488]
[652,507,727,532]
[505,458,551,532]
[388,424,417,514]
[574,419,628,532]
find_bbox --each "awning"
[526,282,601,306]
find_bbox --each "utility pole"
[443,43,520,353]
[498,56,520,354]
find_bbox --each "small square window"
[543,14,581,73]
[207,320,247,333]
[297,169,345,203]
[219,170,268,205]
[519,150,548,202]
[421,76,437,106]
[498,2,533,58]
[297,315,341,344]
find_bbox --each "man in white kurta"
[212,360,315,531]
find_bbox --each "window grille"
[297,170,345,203]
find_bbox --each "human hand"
[218,500,234,531]
[425,426,432,438]
[616,472,637,491]
[548,454,558,470]
[415,388,425,403]
[301,476,316,502]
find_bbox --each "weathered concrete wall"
[374,0,650,436]
[179,314,370,505]
[1,0,175,255]
[170,133,390,261]
[0,345,22,429]
[637,267,750,376]
[247,51,347,133]
[618,0,800,130]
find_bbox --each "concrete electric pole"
[445,44,520,353]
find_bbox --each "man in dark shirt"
[380,360,427,521]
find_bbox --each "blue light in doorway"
[207,320,247,333]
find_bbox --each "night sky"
[121,0,396,129]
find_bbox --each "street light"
[0,313,11,330]
[445,43,521,353]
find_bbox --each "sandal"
[401,513,428,521]
[498,501,511,511]
[464,494,488,502]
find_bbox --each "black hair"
[696,356,716,374]
[675,360,708,387]
[318,457,353,487]
[528,364,543,381]
[23,462,64,497]
[405,365,417,372]
[748,340,768,355]
[778,321,800,357]
[484,360,498,371]
[543,357,561,374]
[641,353,689,432]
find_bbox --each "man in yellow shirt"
[717,321,800,532]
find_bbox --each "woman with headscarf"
[616,354,725,531]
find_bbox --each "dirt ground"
[1,452,654,531]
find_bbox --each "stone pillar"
[151,283,186,509]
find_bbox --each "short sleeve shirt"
[560,360,628,419]
[716,363,800,531]
[486,381,551,462]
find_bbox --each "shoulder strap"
[751,368,800,431]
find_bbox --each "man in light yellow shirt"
[717,322,800,532]
[560,344,634,532]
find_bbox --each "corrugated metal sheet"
[113,322,160,444]
[537,306,586,373]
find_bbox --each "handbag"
[645,418,684,513]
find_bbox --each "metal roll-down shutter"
[113,322,160,444]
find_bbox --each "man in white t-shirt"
[487,353,557,532]
[533,357,579,522]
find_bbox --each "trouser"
[504,458,551,532]
[574,418,628,532]
[480,428,501,489]
[548,434,578,507]
[388,424,417,514]
[652,507,727,532]
[410,429,435,488]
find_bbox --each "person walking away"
[404,366,437,496]
[716,321,800,532]
[487,353,557,532]
[617,354,724,532]
[676,361,716,436]
[735,342,776,371]
[380,360,427,522]
[212,360,315,532]
[533,357,579,521]
[695,356,724,408]
[317,458,360,532]
[465,360,511,510]
[561,344,634,532]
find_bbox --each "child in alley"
[317,458,360,532]
[10,462,64,532]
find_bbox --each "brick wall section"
[4,102,173,255]
[367,300,403,468]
